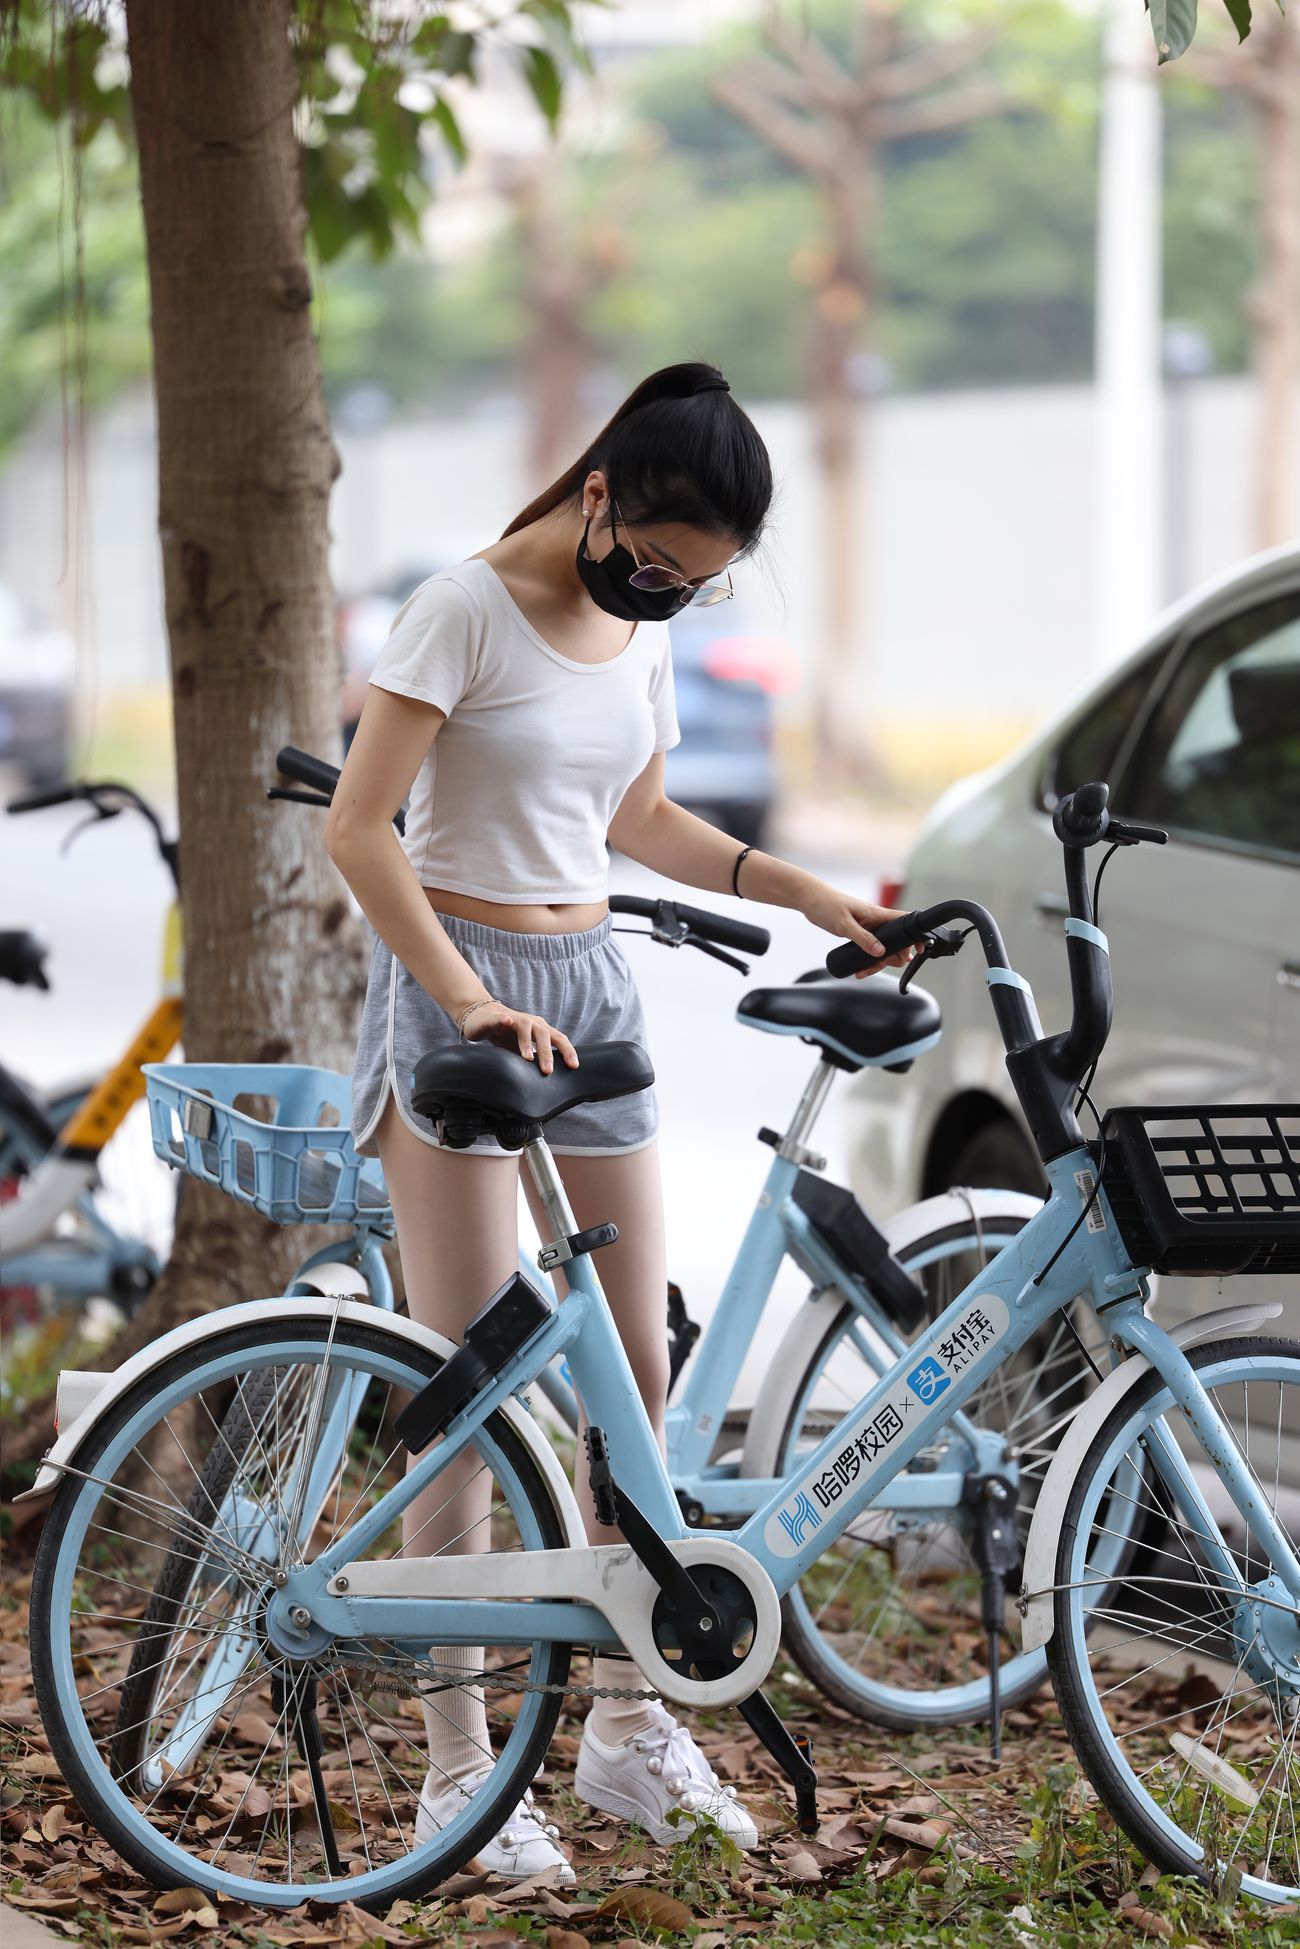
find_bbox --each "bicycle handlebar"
[6,779,179,890]
[276,746,342,797]
[7,783,81,814]
[609,894,770,957]
[823,784,1168,1164]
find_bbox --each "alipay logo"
[907,1355,951,1405]
[777,1490,822,1546]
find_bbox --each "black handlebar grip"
[276,747,342,797]
[676,903,771,955]
[1060,780,1109,833]
[826,910,926,978]
[7,783,79,815]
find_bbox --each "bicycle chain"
[353,1660,658,1705]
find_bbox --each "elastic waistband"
[434,911,614,962]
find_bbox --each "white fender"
[16,1296,587,1551]
[289,1260,373,1298]
[741,1187,1044,1482]
[1020,1301,1284,1652]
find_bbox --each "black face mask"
[575,505,684,624]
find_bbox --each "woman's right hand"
[463,1002,579,1076]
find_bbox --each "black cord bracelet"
[732,844,754,897]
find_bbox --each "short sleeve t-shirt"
[366,558,681,903]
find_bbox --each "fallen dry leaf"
[593,1887,695,1934]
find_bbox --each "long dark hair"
[502,362,773,553]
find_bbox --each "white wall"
[2,379,1295,720]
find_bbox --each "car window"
[1044,650,1163,804]
[1127,592,1300,861]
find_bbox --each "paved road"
[3,804,889,1397]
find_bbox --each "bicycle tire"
[776,1202,1135,1728]
[31,1316,571,1907]
[108,1364,286,1785]
[1047,1333,1300,1902]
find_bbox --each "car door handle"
[1035,893,1070,925]
[1280,961,1300,993]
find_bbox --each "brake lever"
[60,802,122,854]
[897,925,969,995]
[682,932,749,976]
[1106,817,1168,847]
[267,786,334,811]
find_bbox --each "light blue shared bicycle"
[26,782,1300,1907]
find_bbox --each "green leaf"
[437,31,477,80]
[520,45,563,127]
[429,95,467,167]
[1220,0,1252,36]
[1148,0,1199,60]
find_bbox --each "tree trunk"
[1,0,367,1495]
[517,174,592,492]
[808,155,876,786]
[1250,15,1300,550]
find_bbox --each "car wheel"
[946,1119,1047,1198]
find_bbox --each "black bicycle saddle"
[410,1037,655,1150]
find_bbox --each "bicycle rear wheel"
[31,1316,571,1907]
[1048,1335,1300,1903]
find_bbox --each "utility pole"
[1093,0,1164,669]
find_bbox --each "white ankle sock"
[587,1654,660,1747]
[422,1644,492,1789]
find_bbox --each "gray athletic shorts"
[350,911,660,1160]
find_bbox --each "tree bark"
[516,174,594,492]
[1,0,367,1493]
[809,155,875,784]
[128,0,366,1259]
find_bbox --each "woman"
[326,362,906,1881]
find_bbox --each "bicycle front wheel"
[1048,1335,1300,1903]
[777,1196,1134,1727]
[30,1316,571,1907]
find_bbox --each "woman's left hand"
[800,882,915,977]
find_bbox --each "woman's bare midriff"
[422,885,609,935]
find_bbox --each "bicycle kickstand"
[963,1472,1021,1761]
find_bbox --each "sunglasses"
[616,502,736,609]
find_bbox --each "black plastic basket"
[1100,1105,1300,1277]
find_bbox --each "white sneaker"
[574,1702,760,1848]
[413,1766,575,1882]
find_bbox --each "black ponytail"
[502,361,773,553]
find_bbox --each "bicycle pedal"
[584,1426,620,1528]
[395,1271,554,1452]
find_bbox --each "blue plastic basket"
[144,1063,392,1226]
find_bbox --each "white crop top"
[367,558,681,903]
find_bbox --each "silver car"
[847,541,1300,1353]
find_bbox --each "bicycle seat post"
[523,1126,580,1252]
[758,1054,835,1173]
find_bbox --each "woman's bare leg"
[521,1139,669,1742]
[375,1097,522,1787]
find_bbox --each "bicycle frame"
[268,1134,1300,1686]
[529,1056,1007,1523]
